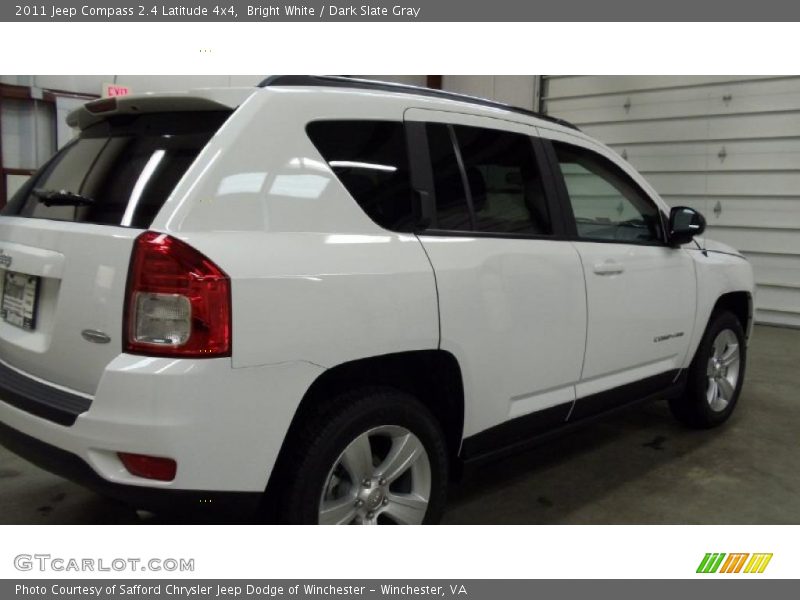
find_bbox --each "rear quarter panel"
[150,89,440,369]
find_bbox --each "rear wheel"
[669,311,746,428]
[276,387,448,524]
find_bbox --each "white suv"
[0,76,754,524]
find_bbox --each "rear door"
[0,110,230,395]
[538,129,696,418]
[405,109,587,456]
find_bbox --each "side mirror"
[668,206,706,246]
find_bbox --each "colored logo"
[697,553,773,574]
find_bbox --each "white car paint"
[0,355,322,490]
[0,82,754,497]
[417,233,587,437]
[533,128,698,397]
[0,218,139,395]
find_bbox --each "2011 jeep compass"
[0,76,754,524]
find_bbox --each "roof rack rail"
[258,75,580,131]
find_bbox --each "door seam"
[566,242,590,422]
[414,233,442,350]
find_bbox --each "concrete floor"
[1,324,798,524]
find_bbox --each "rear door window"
[453,125,552,236]
[419,122,553,236]
[2,111,231,228]
[426,123,472,231]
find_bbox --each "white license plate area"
[1,270,40,331]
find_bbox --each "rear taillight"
[124,231,231,357]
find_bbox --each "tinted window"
[426,123,472,231]
[3,112,231,228]
[554,142,662,243]
[307,120,416,232]
[454,125,551,235]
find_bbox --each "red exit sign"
[103,84,131,97]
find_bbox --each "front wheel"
[669,310,746,428]
[276,387,449,525]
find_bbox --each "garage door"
[542,76,800,328]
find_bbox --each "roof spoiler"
[66,93,238,130]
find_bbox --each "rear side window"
[306,120,417,232]
[2,112,231,228]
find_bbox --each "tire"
[274,387,449,525]
[669,310,746,429]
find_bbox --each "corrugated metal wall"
[443,76,537,111]
[542,76,800,327]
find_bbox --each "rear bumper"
[0,360,91,426]
[0,354,324,498]
[0,419,261,514]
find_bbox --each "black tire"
[669,310,746,429]
[274,387,448,525]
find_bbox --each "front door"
[542,131,697,419]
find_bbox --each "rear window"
[2,111,231,228]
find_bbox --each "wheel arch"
[684,288,753,373]
[670,291,750,429]
[712,290,753,340]
[264,350,465,511]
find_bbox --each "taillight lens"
[124,231,231,357]
[85,97,117,113]
[118,452,177,481]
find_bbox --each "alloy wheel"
[318,425,431,525]
[705,328,741,412]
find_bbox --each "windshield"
[2,111,231,228]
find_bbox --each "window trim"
[404,120,434,230]
[542,138,669,248]
[448,124,478,231]
[406,120,570,240]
